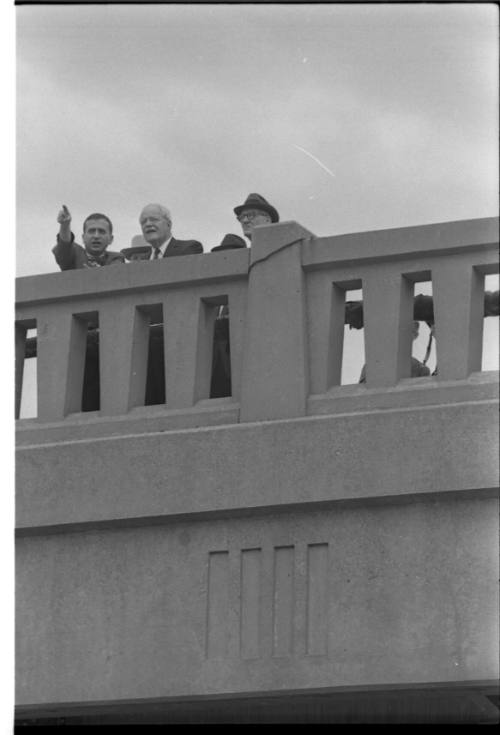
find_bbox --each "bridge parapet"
[15,216,499,434]
[15,218,499,722]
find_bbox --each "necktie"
[153,248,161,260]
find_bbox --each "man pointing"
[52,205,124,270]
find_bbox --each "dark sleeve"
[52,233,78,271]
[484,290,499,317]
[189,240,203,254]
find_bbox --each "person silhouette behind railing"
[358,320,431,383]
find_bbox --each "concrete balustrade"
[15,218,499,724]
[15,217,499,430]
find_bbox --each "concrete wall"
[15,218,499,717]
[17,497,499,705]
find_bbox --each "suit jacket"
[164,237,203,257]
[52,234,125,271]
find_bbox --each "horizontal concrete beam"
[16,399,499,532]
[303,217,499,269]
[16,248,250,306]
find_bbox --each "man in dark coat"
[139,203,203,258]
[136,203,203,404]
[233,192,280,242]
[51,206,125,412]
[52,205,124,270]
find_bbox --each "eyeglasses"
[236,210,269,223]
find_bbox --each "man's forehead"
[84,218,111,230]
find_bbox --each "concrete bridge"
[15,217,499,724]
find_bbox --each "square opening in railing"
[342,288,366,385]
[210,303,231,398]
[17,325,37,419]
[74,312,101,412]
[145,304,165,406]
[80,314,100,412]
[482,272,499,372]
[412,281,436,378]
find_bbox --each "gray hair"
[140,203,172,225]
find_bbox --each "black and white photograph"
[12,1,499,726]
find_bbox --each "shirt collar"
[152,236,173,259]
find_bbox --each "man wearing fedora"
[139,203,203,259]
[209,194,279,398]
[233,193,279,241]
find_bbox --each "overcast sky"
[16,2,498,277]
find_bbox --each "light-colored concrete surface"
[15,217,499,715]
[302,217,499,268]
[16,399,498,530]
[16,497,499,705]
[240,222,313,421]
[16,217,498,424]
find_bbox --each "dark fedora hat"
[233,193,279,223]
[211,234,247,252]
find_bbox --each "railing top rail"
[303,216,499,269]
[16,217,498,309]
[16,248,250,307]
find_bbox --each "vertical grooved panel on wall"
[206,551,229,658]
[240,548,261,659]
[273,546,294,656]
[306,543,329,655]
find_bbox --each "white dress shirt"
[151,236,173,260]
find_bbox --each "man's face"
[82,218,113,256]
[140,205,171,247]
[236,209,272,239]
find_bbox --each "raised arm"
[52,205,78,270]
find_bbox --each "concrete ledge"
[308,373,499,416]
[16,249,250,306]
[16,399,499,531]
[15,398,240,446]
[303,217,499,269]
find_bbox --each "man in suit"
[139,203,203,258]
[137,204,203,404]
[52,205,125,270]
[233,192,280,242]
[51,206,124,412]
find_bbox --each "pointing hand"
[57,205,71,225]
